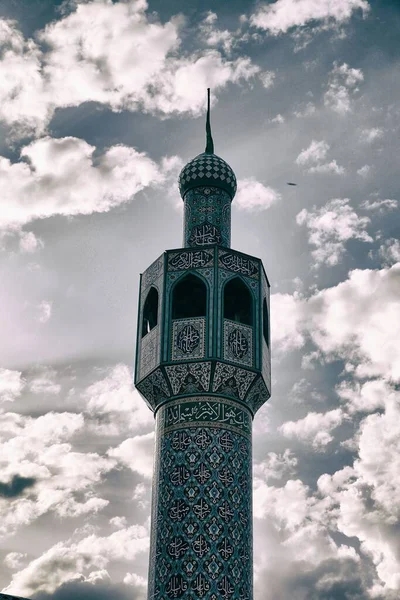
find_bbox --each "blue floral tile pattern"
[147,397,253,600]
[183,186,231,248]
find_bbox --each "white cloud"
[0,228,44,254]
[85,569,111,584]
[269,113,285,124]
[0,19,51,136]
[29,367,61,395]
[295,140,344,174]
[288,378,325,404]
[357,164,370,177]
[198,12,236,53]
[0,410,114,538]
[272,264,400,382]
[254,478,310,525]
[253,476,357,581]
[361,198,398,212]
[293,101,316,118]
[124,571,147,589]
[259,70,275,88]
[234,178,281,212]
[250,0,369,34]
[4,524,149,595]
[324,62,364,114]
[253,450,298,481]
[4,552,27,570]
[296,140,329,165]
[253,388,400,596]
[0,369,25,403]
[0,2,259,135]
[308,159,345,174]
[307,265,400,380]
[337,378,392,413]
[0,136,163,230]
[37,300,52,324]
[110,516,128,530]
[378,239,400,266]
[270,292,306,352]
[360,127,384,143]
[280,409,344,449]
[318,389,400,592]
[108,432,155,479]
[84,364,153,436]
[18,231,44,253]
[132,482,151,510]
[296,198,372,266]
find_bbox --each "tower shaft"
[148,396,252,599]
[183,186,231,248]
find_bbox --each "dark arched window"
[263,298,269,346]
[224,277,252,326]
[172,274,207,319]
[142,287,159,337]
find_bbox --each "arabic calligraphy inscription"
[172,318,205,361]
[219,251,258,279]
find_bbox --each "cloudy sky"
[0,0,399,598]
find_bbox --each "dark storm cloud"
[33,581,141,600]
[0,475,36,498]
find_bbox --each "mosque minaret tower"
[135,89,271,600]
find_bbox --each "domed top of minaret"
[178,89,237,200]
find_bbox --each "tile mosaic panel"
[142,254,164,291]
[165,362,212,396]
[140,325,159,380]
[172,318,206,361]
[137,255,164,385]
[212,363,256,401]
[184,186,231,248]
[246,377,270,414]
[168,250,214,271]
[147,397,253,600]
[218,250,259,279]
[160,396,252,438]
[136,368,170,410]
[223,320,253,368]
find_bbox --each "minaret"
[135,89,271,600]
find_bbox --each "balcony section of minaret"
[135,245,271,416]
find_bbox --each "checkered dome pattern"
[179,152,237,200]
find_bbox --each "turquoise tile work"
[148,398,253,600]
[135,105,271,599]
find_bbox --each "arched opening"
[263,298,269,346]
[141,287,159,337]
[224,277,252,326]
[172,274,207,319]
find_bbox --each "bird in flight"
[287,182,297,186]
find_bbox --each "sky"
[0,0,399,598]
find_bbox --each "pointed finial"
[205,88,214,154]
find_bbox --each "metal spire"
[205,88,214,154]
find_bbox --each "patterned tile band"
[179,153,237,200]
[159,396,252,438]
[148,397,253,600]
